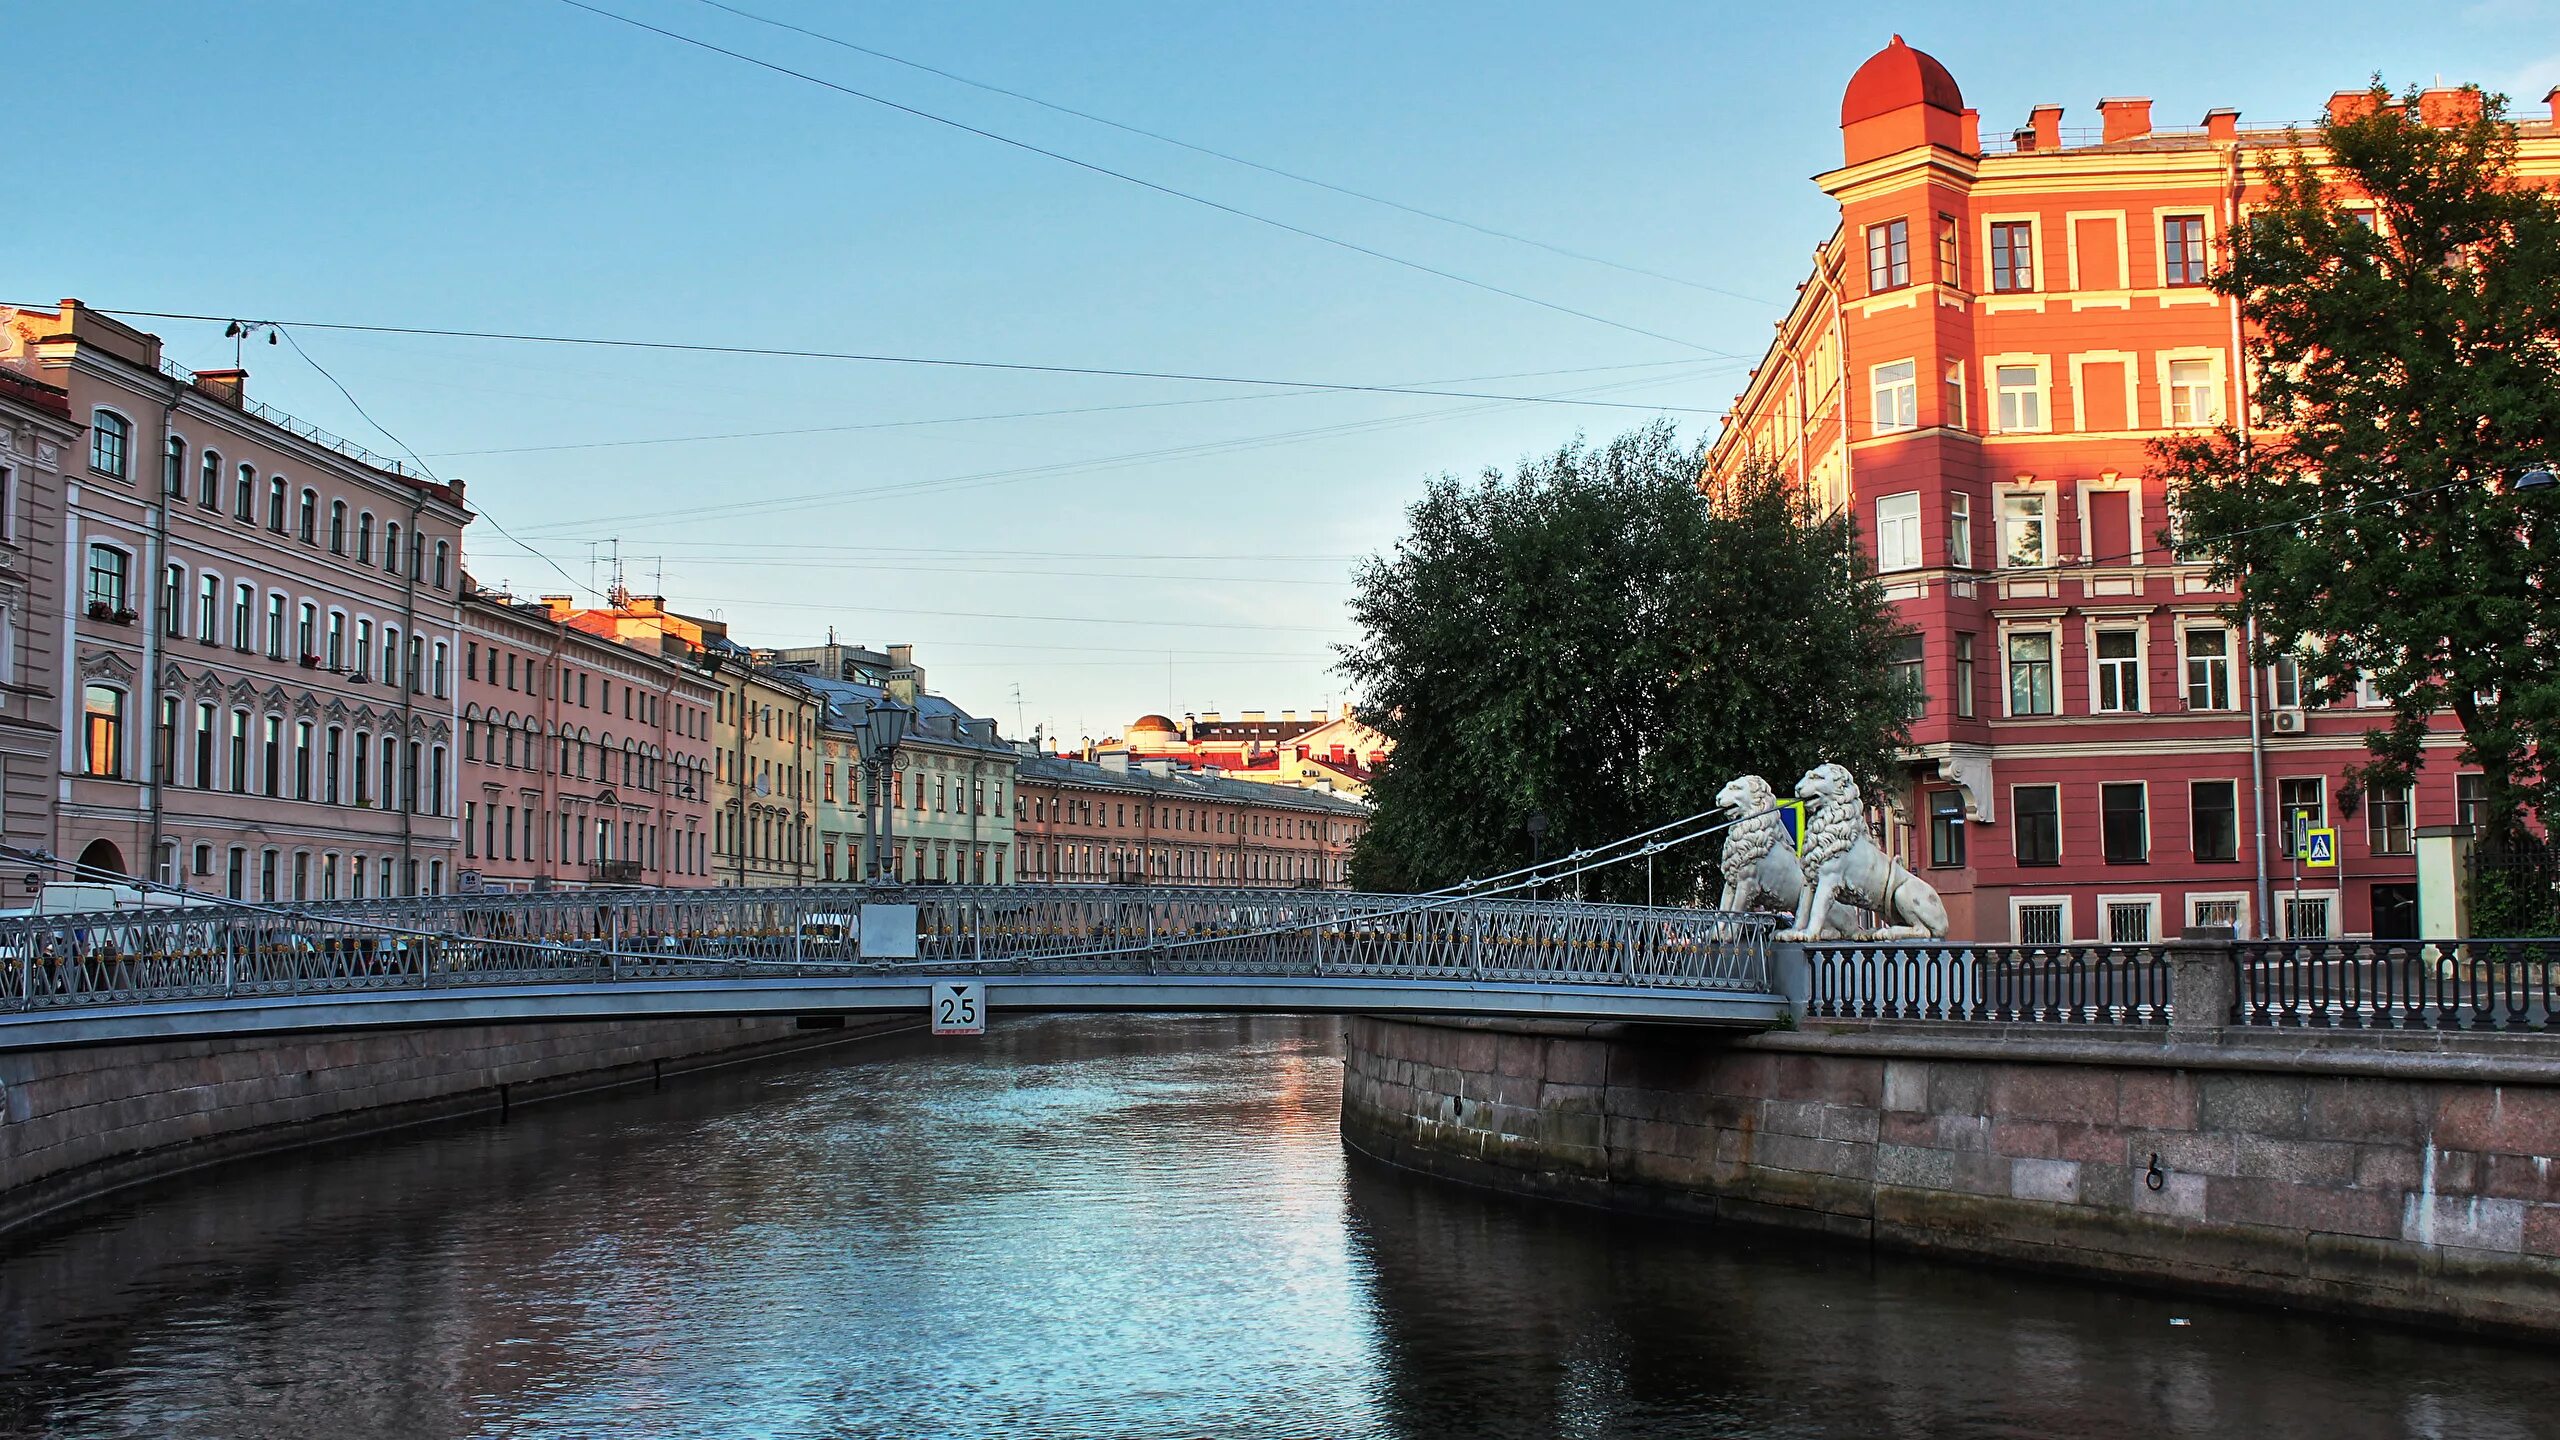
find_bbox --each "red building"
[1704,41,2560,943]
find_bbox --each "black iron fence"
[1803,944,2173,1025]
[2233,939,2559,1031]
[2468,841,2560,937]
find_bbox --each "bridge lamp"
[1525,810,1550,899]
[2513,467,2557,494]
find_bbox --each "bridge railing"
[1803,942,2174,1025]
[0,886,1778,1013]
[2231,939,2560,1031]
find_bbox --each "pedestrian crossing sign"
[1777,799,1808,854]
[2304,827,2337,868]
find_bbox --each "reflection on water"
[1,1015,2555,1439]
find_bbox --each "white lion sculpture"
[1715,775,1855,935]
[1777,763,1950,942]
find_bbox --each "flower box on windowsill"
[84,601,130,624]
[298,654,322,669]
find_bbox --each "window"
[2457,774,2488,832]
[2162,215,2209,286]
[2278,777,2326,857]
[1954,633,1976,718]
[327,612,345,670]
[2282,894,2333,939]
[235,463,256,522]
[164,435,187,496]
[1990,220,2036,291]
[295,721,313,800]
[1993,364,2045,432]
[356,512,374,563]
[433,540,450,589]
[1999,492,2048,567]
[261,715,281,797]
[325,727,343,804]
[384,522,401,574]
[1944,493,1973,569]
[2007,631,2055,715]
[82,685,124,777]
[2270,649,2305,709]
[1866,218,1909,291]
[2102,783,2148,863]
[90,410,131,479]
[85,544,130,612]
[2191,896,2245,932]
[1889,634,1925,718]
[2104,900,2155,944]
[297,602,317,660]
[1943,360,1967,430]
[264,593,286,659]
[330,500,347,554]
[1935,213,1961,286]
[199,449,221,509]
[1872,360,1918,433]
[2191,780,2239,862]
[196,575,219,644]
[2368,784,2413,856]
[267,475,287,532]
[162,563,185,636]
[2184,627,2232,710]
[1928,791,1966,868]
[228,709,249,793]
[2094,630,2142,713]
[297,488,318,543]
[2015,786,2061,865]
[1876,492,1922,571]
[2166,358,2221,426]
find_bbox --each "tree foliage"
[1340,423,1912,900]
[2156,83,2560,846]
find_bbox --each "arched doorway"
[75,838,126,879]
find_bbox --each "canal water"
[3,1016,2557,1440]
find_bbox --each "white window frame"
[1871,359,1919,434]
[89,407,134,480]
[2089,623,2147,714]
[2152,207,2218,290]
[1996,483,2056,569]
[2279,889,2341,940]
[2189,778,2243,864]
[2180,623,2235,712]
[2096,894,2162,945]
[2099,779,2152,864]
[1987,355,2052,434]
[2010,896,2072,944]
[1943,360,1967,430]
[2157,347,2228,428]
[1981,213,2041,295]
[1948,493,1974,569]
[2186,892,2252,935]
[2276,775,2328,857]
[1876,491,1923,572]
[2002,623,2062,718]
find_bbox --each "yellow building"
[711,657,819,888]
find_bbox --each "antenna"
[1011,682,1025,738]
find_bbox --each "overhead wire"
[549,0,1738,357]
[683,0,1777,308]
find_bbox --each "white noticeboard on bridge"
[859,903,919,959]
[931,981,985,1036]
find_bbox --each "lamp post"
[857,698,912,884]
[1525,809,1549,903]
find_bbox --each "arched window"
[266,474,287,532]
[383,521,401,574]
[356,511,374,563]
[234,463,256,522]
[297,602,316,660]
[329,500,346,553]
[198,449,221,509]
[163,435,187,496]
[89,410,132,479]
[81,685,126,776]
[433,539,450,589]
[297,488,317,543]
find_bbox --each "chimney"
[2011,126,2038,153]
[2203,107,2240,141]
[887,643,913,670]
[2029,104,2063,151]
[2547,86,2559,124]
[2417,85,2484,127]
[1101,752,1130,774]
[1959,107,1981,153]
[539,594,574,620]
[1280,709,1296,723]
[2327,89,2384,125]
[2097,96,2152,143]
[628,595,664,617]
[1242,710,1265,722]
[192,368,248,407]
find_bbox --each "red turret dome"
[1129,714,1179,734]
[1841,35,1963,126]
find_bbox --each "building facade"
[456,586,718,891]
[1702,47,2560,942]
[1101,705,1389,799]
[802,671,1017,885]
[1014,750,1366,888]
[0,367,76,870]
[713,662,819,887]
[4,301,471,900]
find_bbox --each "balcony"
[588,859,644,886]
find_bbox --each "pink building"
[0,366,77,867]
[457,585,717,890]
[2,301,469,900]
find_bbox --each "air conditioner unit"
[2271,709,2308,734]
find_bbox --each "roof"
[795,672,1013,756]
[1841,35,1963,126]
[1016,752,1370,816]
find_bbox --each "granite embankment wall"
[0,1016,907,1236]
[1341,1015,2560,1337]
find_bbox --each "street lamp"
[855,698,912,884]
[2513,467,2557,494]
[1525,809,1549,901]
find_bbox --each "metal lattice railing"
[2233,939,2560,1031]
[1804,943,2174,1025]
[0,886,1779,1015]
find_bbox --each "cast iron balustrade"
[2232,939,2560,1031]
[1804,943,2174,1025]
[0,885,1778,1017]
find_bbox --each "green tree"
[1340,423,1912,900]
[2157,83,2560,852]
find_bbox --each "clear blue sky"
[17,1,2555,743]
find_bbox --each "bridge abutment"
[1340,1014,2560,1338]
[0,1017,910,1238]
